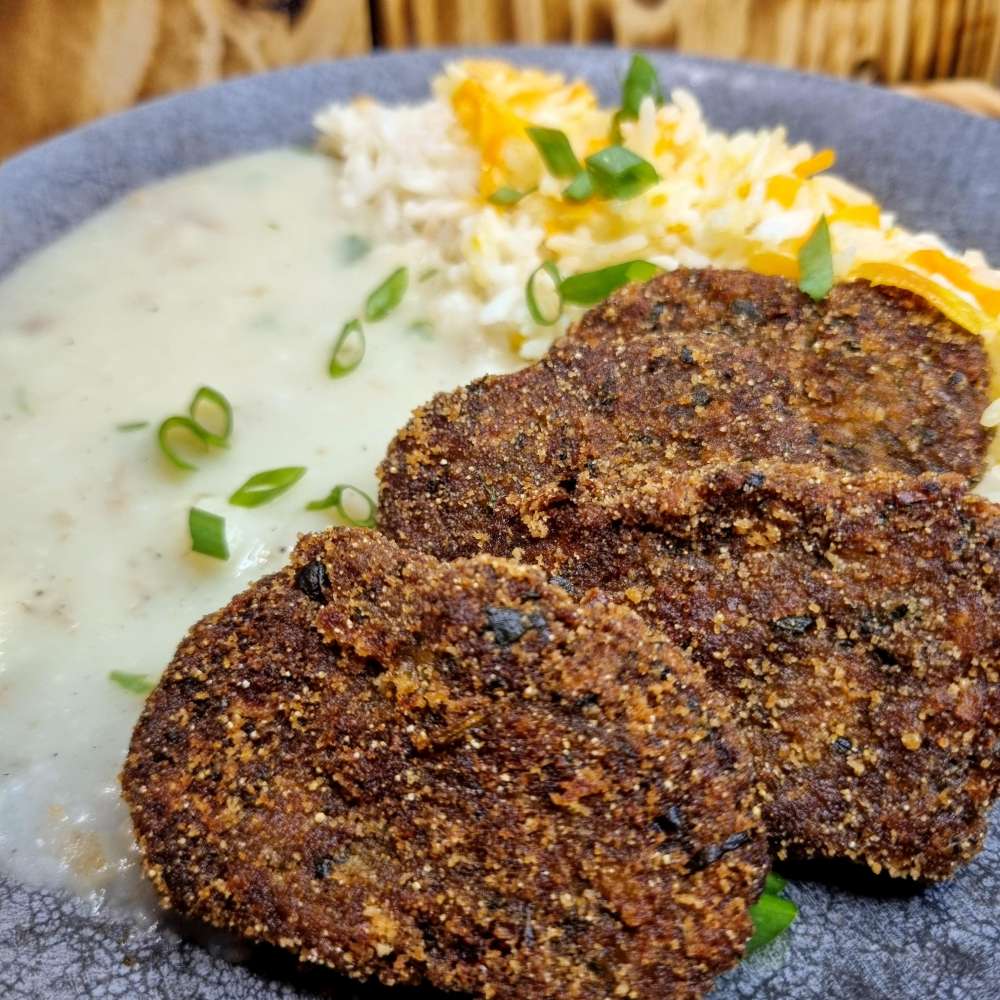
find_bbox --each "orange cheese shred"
[794,148,836,178]
[852,261,993,337]
[748,251,799,281]
[829,203,881,227]
[451,79,524,195]
[765,174,802,208]
[907,249,1000,315]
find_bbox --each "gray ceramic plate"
[1,46,999,1000]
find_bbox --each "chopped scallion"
[609,109,625,145]
[526,126,582,178]
[559,260,661,306]
[563,171,594,202]
[157,416,210,471]
[229,466,306,507]
[157,385,232,468]
[188,507,229,560]
[116,420,149,432]
[764,872,787,895]
[620,53,665,120]
[407,319,434,340]
[109,670,156,694]
[188,385,233,447]
[584,145,660,200]
[798,215,834,301]
[338,233,371,264]
[525,261,563,326]
[329,319,365,378]
[365,267,409,322]
[746,890,798,954]
[306,484,377,527]
[488,186,532,207]
[418,267,439,283]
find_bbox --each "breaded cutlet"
[379,269,991,560]
[123,529,767,1000]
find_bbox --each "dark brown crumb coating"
[571,269,991,477]
[378,269,990,560]
[501,460,1000,880]
[122,529,767,1000]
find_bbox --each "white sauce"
[0,149,519,917]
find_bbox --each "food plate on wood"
[1,46,999,1000]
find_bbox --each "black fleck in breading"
[652,805,686,838]
[485,606,529,645]
[122,529,766,1000]
[772,616,815,635]
[295,560,330,603]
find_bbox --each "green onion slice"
[764,872,787,895]
[525,261,563,326]
[746,891,798,955]
[157,416,210,471]
[329,318,365,378]
[560,260,661,306]
[188,385,233,447]
[306,484,377,527]
[418,267,439,282]
[585,145,660,200]
[229,466,306,508]
[116,420,149,432]
[156,386,232,470]
[798,215,834,301]
[338,233,371,264]
[109,670,156,694]
[188,507,229,559]
[621,53,665,120]
[365,266,409,322]
[407,319,434,340]
[563,171,594,202]
[609,109,625,145]
[526,125,582,178]
[488,186,532,206]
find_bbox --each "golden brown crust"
[500,460,1000,880]
[378,269,991,560]
[122,529,767,1000]
[571,269,991,479]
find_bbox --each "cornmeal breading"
[490,460,1000,879]
[123,529,766,1000]
[379,270,991,560]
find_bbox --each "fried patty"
[379,269,991,559]
[122,529,767,1000]
[494,459,1000,880]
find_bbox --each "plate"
[1,46,999,1000]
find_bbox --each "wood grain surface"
[1,0,999,160]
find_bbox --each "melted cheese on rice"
[316,60,1000,441]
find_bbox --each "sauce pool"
[0,148,519,917]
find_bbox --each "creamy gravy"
[0,149,519,917]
